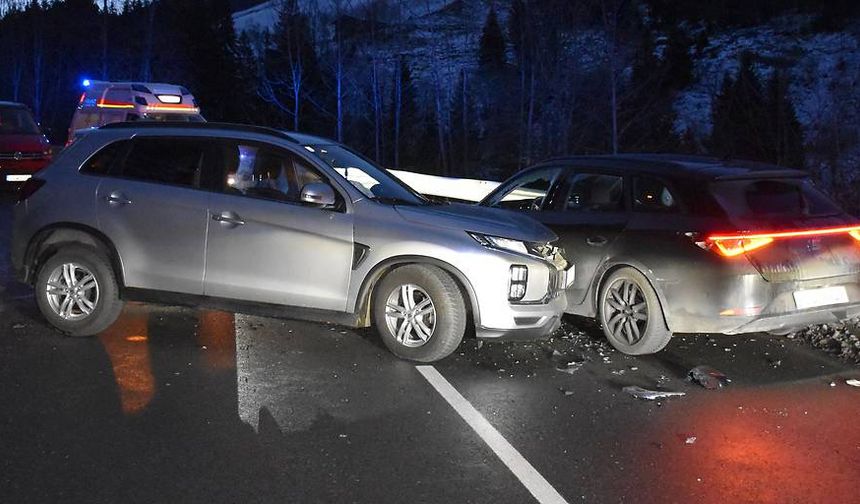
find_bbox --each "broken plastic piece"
[688,365,730,389]
[556,361,584,375]
[623,386,686,401]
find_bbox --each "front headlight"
[468,232,529,255]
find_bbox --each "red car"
[0,102,52,189]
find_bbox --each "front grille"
[0,152,46,160]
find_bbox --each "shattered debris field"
[2,198,860,503]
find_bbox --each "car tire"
[34,245,123,337]
[599,267,672,355]
[372,264,467,362]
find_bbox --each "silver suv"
[11,123,568,362]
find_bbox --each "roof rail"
[100,121,299,143]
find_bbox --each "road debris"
[551,349,586,375]
[622,386,686,401]
[789,317,860,365]
[846,379,860,387]
[685,436,697,445]
[688,365,730,389]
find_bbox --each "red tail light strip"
[704,225,860,258]
[96,99,135,109]
[709,225,860,242]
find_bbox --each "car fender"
[24,223,126,286]
[353,255,480,329]
[590,257,674,332]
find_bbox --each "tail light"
[17,177,46,203]
[706,236,774,257]
[694,225,860,258]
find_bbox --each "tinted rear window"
[711,178,842,219]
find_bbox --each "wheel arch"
[24,223,125,287]
[354,255,479,331]
[592,261,673,332]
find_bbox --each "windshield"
[305,144,426,204]
[711,177,843,219]
[0,106,39,135]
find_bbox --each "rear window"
[0,106,39,135]
[711,178,842,219]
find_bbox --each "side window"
[221,142,328,205]
[633,176,679,213]
[80,140,129,175]
[565,173,624,212]
[118,137,205,187]
[486,167,562,211]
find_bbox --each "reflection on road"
[98,306,155,415]
[98,306,237,416]
[196,310,237,370]
[632,383,860,503]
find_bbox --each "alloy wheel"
[384,283,437,348]
[603,278,648,345]
[45,262,100,321]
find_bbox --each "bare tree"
[599,0,631,154]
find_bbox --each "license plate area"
[793,286,849,309]
[6,174,31,182]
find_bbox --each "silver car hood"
[394,203,557,243]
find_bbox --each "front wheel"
[34,245,124,337]
[599,267,672,355]
[372,264,467,362]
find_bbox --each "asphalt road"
[1,194,859,504]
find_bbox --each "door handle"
[586,235,608,247]
[105,192,132,206]
[213,212,245,227]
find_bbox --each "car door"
[95,136,210,294]
[539,168,629,305]
[203,139,354,311]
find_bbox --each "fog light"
[509,265,528,301]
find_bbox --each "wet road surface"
[1,195,859,503]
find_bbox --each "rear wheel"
[34,245,123,337]
[372,264,466,362]
[599,267,672,355]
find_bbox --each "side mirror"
[300,182,337,207]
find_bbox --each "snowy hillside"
[675,18,860,145]
[233,0,455,32]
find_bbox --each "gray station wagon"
[11,122,568,362]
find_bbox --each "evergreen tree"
[508,0,529,68]
[710,52,804,167]
[450,68,479,176]
[662,28,693,91]
[710,52,768,161]
[478,8,506,71]
[389,57,421,169]
[263,0,324,131]
[765,71,805,168]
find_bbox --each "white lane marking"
[416,365,569,504]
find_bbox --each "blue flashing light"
[82,79,91,87]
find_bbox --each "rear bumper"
[726,302,860,334]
